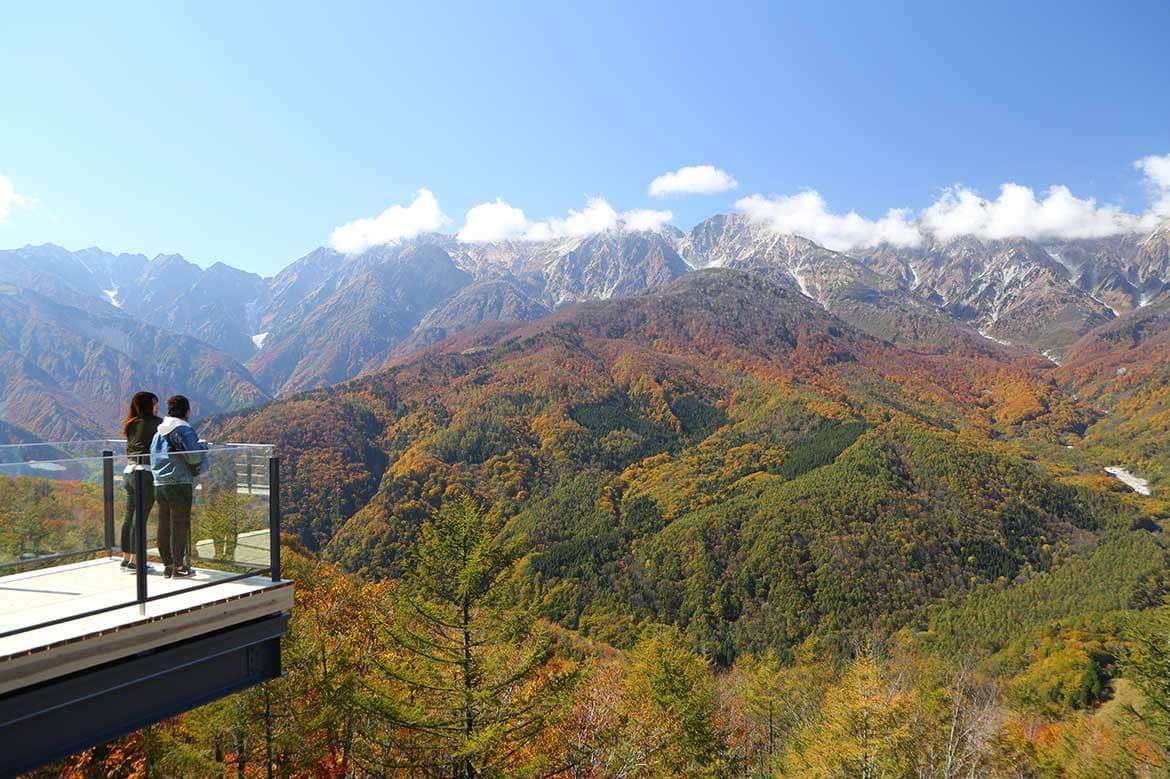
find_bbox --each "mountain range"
[1,213,1167,440]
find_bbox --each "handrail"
[0,438,126,450]
[0,439,273,450]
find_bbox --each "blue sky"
[1,1,1168,275]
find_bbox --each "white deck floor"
[0,557,293,693]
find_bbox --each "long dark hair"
[122,391,159,437]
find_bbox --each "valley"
[190,265,1169,774]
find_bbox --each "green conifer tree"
[364,495,578,777]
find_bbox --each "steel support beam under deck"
[0,612,288,776]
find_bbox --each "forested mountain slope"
[1058,293,1170,490]
[209,270,1157,647]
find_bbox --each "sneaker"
[174,567,196,578]
[120,559,130,568]
[164,566,174,578]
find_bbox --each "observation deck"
[0,440,293,775]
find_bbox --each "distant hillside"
[0,284,269,439]
[1059,293,1170,489]
[0,244,268,361]
[204,269,1165,661]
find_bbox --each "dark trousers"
[119,471,155,553]
[156,483,194,570]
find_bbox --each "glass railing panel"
[191,445,271,570]
[0,439,127,465]
[135,445,274,597]
[0,452,140,642]
[0,454,112,570]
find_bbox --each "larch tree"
[362,495,579,778]
[783,649,917,778]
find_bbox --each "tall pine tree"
[363,495,578,777]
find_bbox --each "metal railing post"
[268,456,281,582]
[102,449,115,555]
[135,467,149,608]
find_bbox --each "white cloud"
[737,152,1170,251]
[622,208,674,232]
[0,174,29,221]
[329,189,447,253]
[337,154,1170,255]
[649,165,738,197]
[920,183,1149,242]
[456,197,674,243]
[1135,153,1170,217]
[538,197,620,239]
[457,198,529,242]
[736,190,922,252]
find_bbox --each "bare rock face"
[537,231,691,306]
[1134,222,1170,302]
[676,216,1170,361]
[391,279,550,359]
[248,229,689,394]
[248,243,473,394]
[121,258,269,361]
[443,229,690,307]
[677,216,991,350]
[925,239,1114,355]
[679,214,869,302]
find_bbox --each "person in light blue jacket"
[150,395,208,578]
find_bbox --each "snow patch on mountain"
[245,296,263,335]
[791,269,813,299]
[999,262,1030,287]
[1045,248,1082,282]
[977,328,1012,346]
[1088,292,1121,317]
[1105,466,1151,495]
